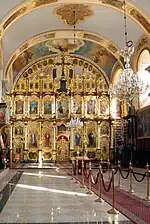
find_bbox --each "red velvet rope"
[101,173,112,192]
[91,171,100,185]
[83,168,90,179]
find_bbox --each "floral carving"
[55,4,93,26]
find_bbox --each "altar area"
[4,54,115,164]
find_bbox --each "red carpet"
[65,168,150,224]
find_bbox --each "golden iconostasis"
[7,55,113,162]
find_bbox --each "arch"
[4,30,123,82]
[7,54,110,92]
[0,0,149,37]
[11,54,109,92]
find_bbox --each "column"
[53,122,56,162]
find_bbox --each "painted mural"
[137,106,150,137]
[12,38,117,82]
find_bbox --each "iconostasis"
[8,54,111,162]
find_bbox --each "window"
[138,49,150,108]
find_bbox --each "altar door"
[56,135,69,162]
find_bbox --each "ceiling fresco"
[12,38,117,82]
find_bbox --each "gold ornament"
[55,4,93,26]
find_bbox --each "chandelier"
[68,117,83,129]
[67,10,83,129]
[109,0,148,107]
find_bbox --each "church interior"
[0,0,149,223]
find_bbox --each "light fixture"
[109,0,148,107]
[67,9,83,129]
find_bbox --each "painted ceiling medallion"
[45,39,85,53]
[55,4,93,26]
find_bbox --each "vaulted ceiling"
[0,0,149,73]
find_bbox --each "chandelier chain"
[73,10,76,45]
[123,0,128,47]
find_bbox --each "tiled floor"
[0,168,132,223]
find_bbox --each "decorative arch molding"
[0,0,149,39]
[11,54,109,92]
[110,61,123,84]
[133,35,150,72]
[5,30,122,83]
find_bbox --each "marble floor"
[0,168,132,223]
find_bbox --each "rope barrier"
[95,165,103,203]
[108,169,119,214]
[114,167,118,175]
[101,172,112,192]
[119,168,130,179]
[83,168,90,179]
[145,164,150,201]
[80,160,86,188]
[128,162,134,193]
[86,162,93,195]
[117,161,122,188]
[132,171,146,182]
[91,171,100,185]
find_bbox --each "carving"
[101,0,123,9]
[3,6,27,29]
[55,4,93,25]
[130,9,150,33]
[32,0,57,8]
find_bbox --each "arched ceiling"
[0,0,149,71]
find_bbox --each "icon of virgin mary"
[75,133,81,146]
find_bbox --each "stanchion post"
[128,162,134,193]
[145,164,150,201]
[108,169,119,214]
[117,160,122,188]
[74,159,79,184]
[100,157,103,165]
[80,160,86,188]
[108,159,111,181]
[86,161,93,195]
[71,160,74,180]
[95,164,103,203]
